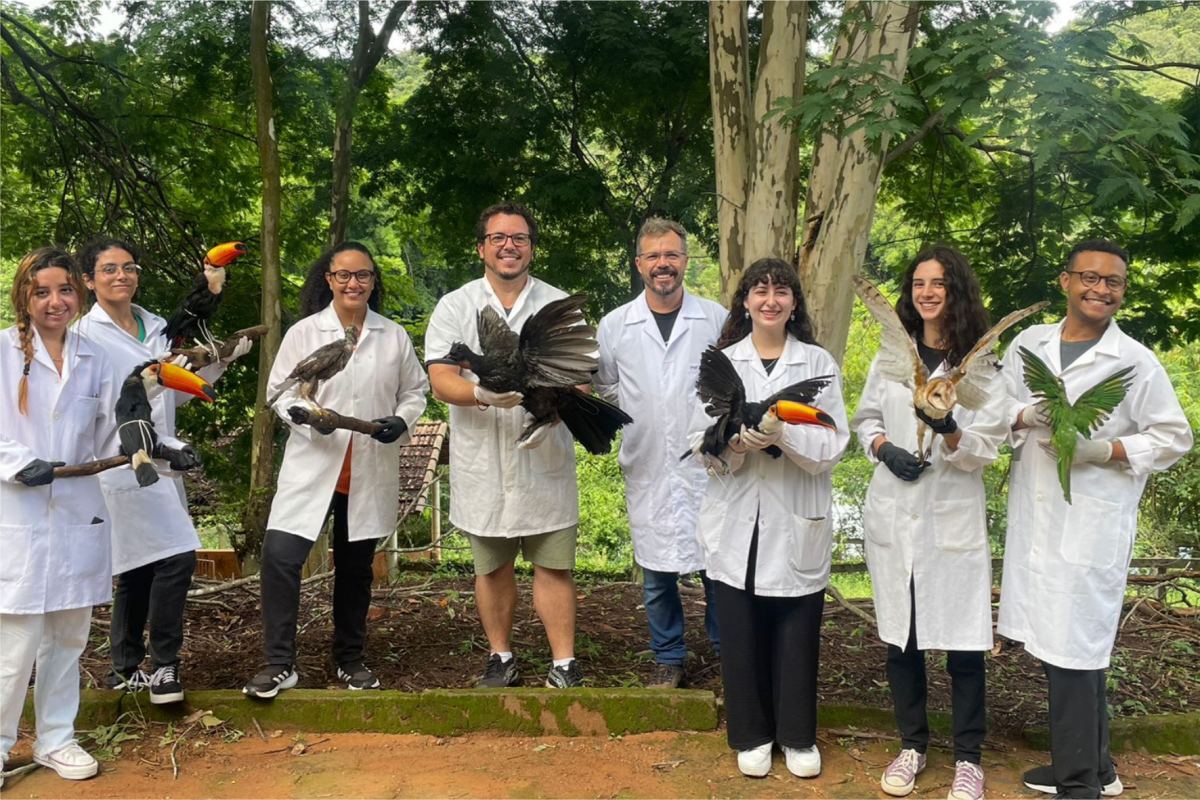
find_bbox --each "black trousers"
[260,493,378,667]
[110,550,197,673]
[1044,662,1115,799]
[886,582,987,763]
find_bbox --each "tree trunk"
[708,0,751,302]
[328,97,355,247]
[241,0,283,572]
[799,1,921,360]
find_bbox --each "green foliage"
[574,441,633,573]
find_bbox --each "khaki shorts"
[466,526,578,576]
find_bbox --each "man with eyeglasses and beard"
[593,218,726,689]
[998,239,1192,799]
[425,202,585,689]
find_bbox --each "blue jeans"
[642,568,720,666]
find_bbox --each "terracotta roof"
[397,420,447,519]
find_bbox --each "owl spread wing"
[853,275,926,389]
[948,300,1049,409]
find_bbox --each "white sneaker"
[33,741,98,780]
[783,744,821,778]
[736,741,773,777]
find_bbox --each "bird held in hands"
[116,360,215,487]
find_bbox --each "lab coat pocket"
[0,524,32,582]
[68,396,101,438]
[696,497,728,563]
[932,496,986,552]
[1060,495,1125,570]
[66,520,110,583]
[863,492,895,548]
[790,514,832,572]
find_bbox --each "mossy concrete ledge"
[1023,711,1200,755]
[31,688,718,737]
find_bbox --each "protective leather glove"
[169,353,192,371]
[15,459,64,486]
[876,441,926,482]
[221,336,254,364]
[517,419,557,450]
[312,415,337,435]
[1039,436,1113,464]
[1018,399,1052,429]
[164,445,201,471]
[371,416,408,444]
[474,385,524,409]
[739,421,783,451]
[915,405,957,435]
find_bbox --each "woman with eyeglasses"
[73,237,254,706]
[243,241,427,698]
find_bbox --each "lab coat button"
[911,513,919,521]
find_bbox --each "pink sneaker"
[881,748,926,796]
[948,760,985,800]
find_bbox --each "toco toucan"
[164,241,248,353]
[116,360,215,487]
[268,326,358,408]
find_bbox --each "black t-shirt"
[917,339,948,374]
[651,307,681,342]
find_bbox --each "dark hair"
[76,237,140,277]
[298,241,383,318]
[716,257,817,349]
[475,202,539,246]
[895,244,990,368]
[1066,238,1129,270]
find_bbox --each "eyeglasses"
[96,263,142,276]
[329,269,376,285]
[482,232,532,247]
[637,251,686,266]
[1067,270,1126,290]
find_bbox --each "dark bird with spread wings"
[116,360,215,487]
[445,293,632,455]
[268,326,358,408]
[164,241,249,353]
[1018,346,1134,504]
[681,346,836,465]
[853,275,1048,461]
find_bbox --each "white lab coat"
[595,292,727,572]
[998,321,1193,670]
[74,304,227,574]
[424,276,578,537]
[689,335,850,596]
[0,327,117,614]
[267,305,428,542]
[852,353,1007,651]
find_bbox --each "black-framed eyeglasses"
[1067,270,1126,290]
[96,263,142,276]
[482,232,532,247]
[328,269,376,285]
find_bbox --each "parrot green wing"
[1068,366,1136,437]
[1017,347,1068,404]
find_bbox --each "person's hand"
[371,416,408,444]
[915,406,957,436]
[474,385,523,409]
[15,459,63,486]
[1018,399,1052,429]
[222,336,254,365]
[727,431,748,454]
[876,441,926,482]
[165,445,201,471]
[740,422,783,451]
[1039,436,1113,464]
[169,353,192,371]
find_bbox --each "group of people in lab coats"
[0,209,1192,800]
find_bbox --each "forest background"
[1,0,1197,586]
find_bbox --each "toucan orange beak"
[772,400,837,430]
[158,362,216,402]
[205,241,248,267]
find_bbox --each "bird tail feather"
[132,449,159,488]
[267,378,296,407]
[556,389,633,455]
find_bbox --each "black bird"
[446,293,632,455]
[268,326,358,407]
[164,241,248,352]
[116,360,216,487]
[682,346,836,463]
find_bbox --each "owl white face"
[919,377,957,416]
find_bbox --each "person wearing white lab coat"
[425,203,584,690]
[1,248,117,786]
[594,217,726,689]
[1000,240,1192,800]
[851,246,1008,800]
[688,258,849,780]
[73,236,252,705]
[242,242,428,698]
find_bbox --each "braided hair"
[716,257,819,350]
[9,247,86,414]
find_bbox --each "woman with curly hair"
[851,245,1006,800]
[690,257,849,780]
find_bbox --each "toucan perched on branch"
[116,360,216,487]
[164,241,248,353]
[268,326,358,408]
[445,293,632,455]
[682,346,836,464]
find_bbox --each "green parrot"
[1017,346,1135,503]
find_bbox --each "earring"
[744,310,750,319]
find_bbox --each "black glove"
[371,416,408,444]
[914,405,958,435]
[876,442,926,482]
[15,459,64,486]
[165,445,201,471]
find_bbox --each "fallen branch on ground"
[826,582,876,626]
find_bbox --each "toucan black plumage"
[446,293,632,455]
[268,326,358,407]
[682,346,836,463]
[116,360,215,487]
[164,241,248,351]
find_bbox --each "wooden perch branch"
[53,455,130,478]
[288,405,383,436]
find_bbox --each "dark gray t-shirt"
[651,307,681,342]
[1060,337,1101,369]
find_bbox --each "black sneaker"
[149,663,185,704]
[242,664,298,699]
[545,660,583,688]
[647,663,685,689]
[336,662,381,690]
[475,654,519,688]
[104,668,150,691]
[1023,765,1123,796]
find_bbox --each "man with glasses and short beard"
[998,239,1191,799]
[425,202,585,689]
[594,218,726,689]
